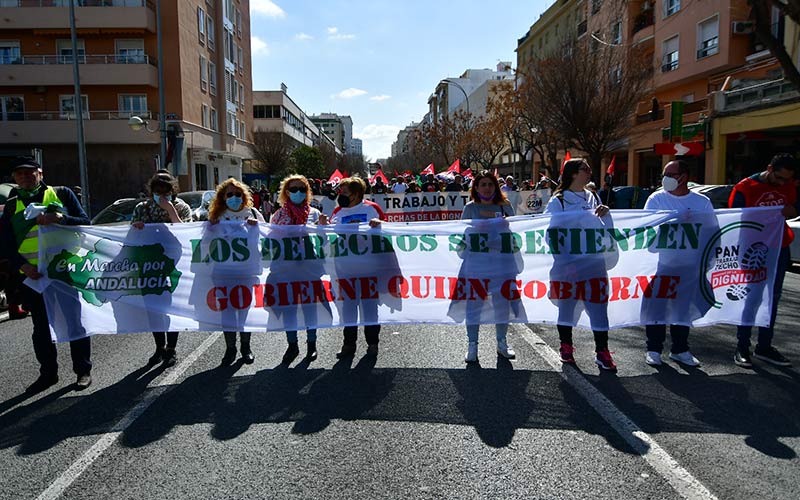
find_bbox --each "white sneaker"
[497,339,516,359]
[645,351,662,366]
[465,342,478,363]
[669,351,700,367]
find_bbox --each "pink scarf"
[285,200,310,224]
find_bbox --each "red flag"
[393,169,400,178]
[403,169,413,177]
[420,163,434,176]
[461,168,473,179]
[447,159,461,174]
[370,168,388,184]
[606,155,616,176]
[328,168,344,185]
[560,151,572,177]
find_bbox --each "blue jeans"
[466,324,508,343]
[646,325,690,353]
[737,246,790,350]
[286,329,317,343]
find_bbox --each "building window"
[0,96,24,121]
[0,41,21,65]
[208,61,217,95]
[225,28,235,63]
[59,95,88,119]
[115,39,145,63]
[664,0,680,18]
[224,69,235,104]
[611,21,622,45]
[200,55,207,92]
[591,0,602,15]
[202,104,209,128]
[118,94,147,118]
[56,39,85,64]
[197,7,205,45]
[661,35,679,72]
[207,15,215,51]
[210,107,218,131]
[236,9,242,38]
[237,46,243,73]
[226,111,235,135]
[697,16,719,59]
[239,83,244,111]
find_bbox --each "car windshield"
[91,199,140,225]
[178,192,206,209]
[0,183,17,206]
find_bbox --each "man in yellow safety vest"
[0,158,92,393]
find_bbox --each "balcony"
[0,54,158,86]
[0,110,162,144]
[631,8,654,46]
[0,1,155,31]
[717,79,799,114]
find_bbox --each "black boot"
[148,347,166,366]
[306,341,318,361]
[240,340,255,364]
[221,332,237,366]
[282,342,299,364]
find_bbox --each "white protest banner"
[312,190,551,221]
[37,208,783,341]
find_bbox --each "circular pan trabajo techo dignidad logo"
[701,221,770,309]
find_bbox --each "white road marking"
[36,333,221,500]
[514,324,718,500]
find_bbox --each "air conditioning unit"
[732,21,754,35]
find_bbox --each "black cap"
[11,157,41,171]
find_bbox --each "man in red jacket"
[728,153,798,368]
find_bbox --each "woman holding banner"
[131,172,193,368]
[544,159,616,371]
[207,179,264,365]
[270,175,328,363]
[460,170,517,363]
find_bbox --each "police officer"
[0,158,92,393]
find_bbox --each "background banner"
[312,190,552,221]
[36,208,783,341]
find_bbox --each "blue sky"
[249,0,549,161]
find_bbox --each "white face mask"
[662,175,679,192]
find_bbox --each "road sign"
[653,141,704,156]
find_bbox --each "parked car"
[91,190,214,225]
[642,183,734,209]
[0,182,17,216]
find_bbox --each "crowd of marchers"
[0,153,796,394]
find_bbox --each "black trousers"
[343,325,380,346]
[22,284,91,377]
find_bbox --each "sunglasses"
[225,192,243,199]
[287,186,307,193]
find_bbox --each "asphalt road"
[1,270,799,500]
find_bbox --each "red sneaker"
[595,349,617,372]
[8,304,28,320]
[559,343,575,364]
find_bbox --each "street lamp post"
[441,78,470,116]
[68,0,90,215]
[155,0,167,172]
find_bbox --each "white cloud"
[251,36,269,56]
[295,32,313,41]
[356,124,402,160]
[369,95,392,102]
[331,88,368,99]
[326,26,356,40]
[251,0,286,18]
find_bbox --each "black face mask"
[337,194,350,208]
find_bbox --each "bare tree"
[250,129,291,186]
[318,140,338,173]
[413,110,476,169]
[527,36,651,172]
[749,0,800,90]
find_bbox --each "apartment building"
[0,0,253,210]
[427,63,514,125]
[517,0,799,188]
[310,113,352,154]
[252,89,323,150]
